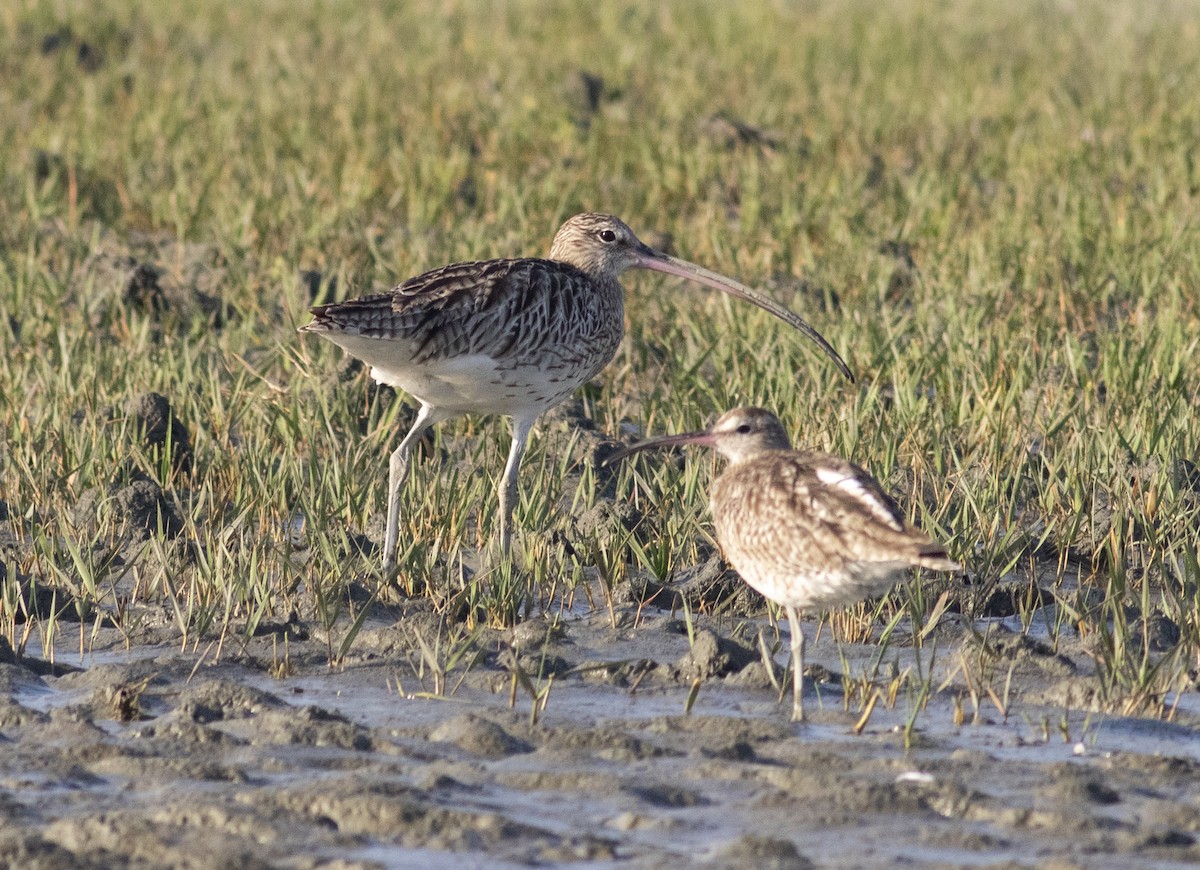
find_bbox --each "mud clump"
[515,652,574,678]
[541,726,673,762]
[265,778,571,857]
[112,478,183,538]
[124,263,166,310]
[562,69,606,119]
[245,705,373,751]
[40,811,276,870]
[675,554,761,612]
[508,615,567,649]
[72,230,234,329]
[0,834,93,870]
[701,111,782,152]
[568,498,641,539]
[961,577,1052,619]
[429,713,534,759]
[962,628,1077,681]
[127,391,193,475]
[0,638,78,679]
[671,628,757,682]
[710,835,814,870]
[1130,612,1182,653]
[173,679,285,723]
[67,391,194,540]
[0,697,51,728]
[612,571,682,609]
[1037,763,1120,805]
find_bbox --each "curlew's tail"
[297,303,338,333]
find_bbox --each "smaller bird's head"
[707,407,793,462]
[548,213,654,277]
[602,406,793,469]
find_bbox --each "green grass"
[2,0,1199,713]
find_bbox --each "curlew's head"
[549,213,854,382]
[549,213,651,277]
[603,406,792,468]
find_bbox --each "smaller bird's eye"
[598,229,618,243]
[736,423,752,434]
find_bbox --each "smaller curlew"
[300,215,852,573]
[604,407,959,721]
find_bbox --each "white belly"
[320,327,609,416]
[735,559,907,611]
[371,354,577,414]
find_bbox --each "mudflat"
[2,598,1198,869]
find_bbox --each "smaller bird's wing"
[798,456,960,570]
[713,452,933,578]
[802,455,908,534]
[305,258,591,364]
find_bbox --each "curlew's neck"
[549,247,624,281]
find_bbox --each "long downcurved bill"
[601,429,717,468]
[633,248,854,383]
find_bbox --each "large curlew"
[604,406,959,721]
[300,215,852,573]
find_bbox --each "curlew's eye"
[736,423,752,434]
[598,229,618,243]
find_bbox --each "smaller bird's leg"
[785,605,805,722]
[383,404,446,574]
[496,414,537,557]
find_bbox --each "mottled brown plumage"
[301,215,853,573]
[605,407,959,720]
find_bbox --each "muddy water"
[1,604,1198,869]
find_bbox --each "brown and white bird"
[605,407,959,721]
[300,215,853,573]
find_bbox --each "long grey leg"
[496,413,537,556]
[383,404,447,574]
[785,605,805,722]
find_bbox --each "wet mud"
[1,602,1198,869]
